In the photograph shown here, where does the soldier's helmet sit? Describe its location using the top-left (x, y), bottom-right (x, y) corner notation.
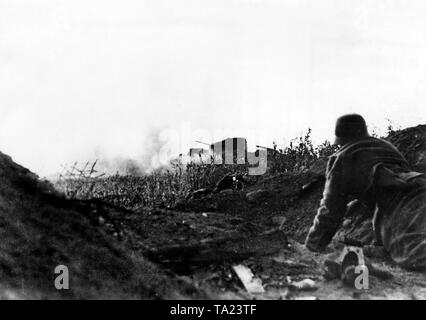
top-left (334, 114), bottom-right (369, 145)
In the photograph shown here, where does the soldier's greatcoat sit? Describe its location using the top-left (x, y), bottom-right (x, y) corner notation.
top-left (305, 136), bottom-right (426, 271)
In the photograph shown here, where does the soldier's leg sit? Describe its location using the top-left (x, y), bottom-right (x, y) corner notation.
top-left (384, 183), bottom-right (426, 271)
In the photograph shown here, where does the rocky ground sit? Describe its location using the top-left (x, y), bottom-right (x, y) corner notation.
top-left (0, 125), bottom-right (425, 299)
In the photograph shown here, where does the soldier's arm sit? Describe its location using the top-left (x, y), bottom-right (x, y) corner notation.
top-left (305, 155), bottom-right (349, 252)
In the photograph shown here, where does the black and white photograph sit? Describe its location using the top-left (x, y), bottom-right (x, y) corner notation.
top-left (0, 0), bottom-right (425, 304)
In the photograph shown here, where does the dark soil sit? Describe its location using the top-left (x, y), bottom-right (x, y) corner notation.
top-left (0, 152), bottom-right (207, 299)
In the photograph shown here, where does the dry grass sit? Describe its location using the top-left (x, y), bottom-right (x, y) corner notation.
top-left (54, 130), bottom-right (345, 210)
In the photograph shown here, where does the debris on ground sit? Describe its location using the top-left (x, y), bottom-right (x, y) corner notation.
top-left (290, 279), bottom-right (318, 291)
top-left (232, 265), bottom-right (265, 294)
top-left (214, 173), bottom-right (247, 193)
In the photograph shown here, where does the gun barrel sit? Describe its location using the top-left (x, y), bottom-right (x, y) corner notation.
top-left (195, 140), bottom-right (211, 147)
top-left (256, 145), bottom-right (273, 150)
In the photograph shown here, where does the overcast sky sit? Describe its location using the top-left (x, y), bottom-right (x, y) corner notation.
top-left (1, 0), bottom-right (426, 176)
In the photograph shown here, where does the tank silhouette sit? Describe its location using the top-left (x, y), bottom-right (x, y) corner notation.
top-left (209, 137), bottom-right (248, 165)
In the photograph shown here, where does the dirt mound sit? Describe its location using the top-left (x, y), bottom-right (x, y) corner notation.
top-left (387, 125), bottom-right (426, 172)
top-left (0, 151), bottom-right (205, 299)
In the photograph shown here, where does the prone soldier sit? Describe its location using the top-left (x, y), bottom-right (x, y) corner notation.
top-left (305, 114), bottom-right (426, 271)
